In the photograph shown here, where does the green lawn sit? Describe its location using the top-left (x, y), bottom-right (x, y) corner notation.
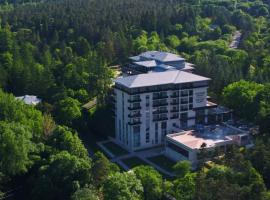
top-left (122, 157), bottom-right (149, 169)
top-left (148, 155), bottom-right (176, 172)
top-left (103, 141), bottom-right (129, 156)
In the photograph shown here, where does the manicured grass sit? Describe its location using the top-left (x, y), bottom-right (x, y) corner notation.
top-left (103, 141), bottom-right (129, 156)
top-left (148, 155), bottom-right (176, 172)
top-left (122, 157), bottom-right (149, 169)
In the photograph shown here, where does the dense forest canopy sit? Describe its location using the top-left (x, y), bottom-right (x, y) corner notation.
top-left (0, 0), bottom-right (270, 199)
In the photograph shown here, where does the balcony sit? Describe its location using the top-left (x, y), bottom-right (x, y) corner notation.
top-left (181, 107), bottom-right (188, 112)
top-left (153, 101), bottom-right (168, 107)
top-left (181, 92), bottom-right (189, 97)
top-left (170, 109), bottom-right (179, 113)
top-left (128, 106), bottom-right (141, 111)
top-left (170, 115), bottom-right (179, 119)
top-left (153, 109), bottom-right (168, 114)
top-left (153, 116), bottom-right (168, 122)
top-left (128, 120), bottom-right (142, 125)
top-left (170, 101), bottom-right (179, 105)
top-left (153, 94), bottom-right (168, 100)
top-left (180, 100), bottom-right (188, 104)
top-left (170, 94), bottom-right (179, 98)
top-left (128, 98), bottom-right (141, 103)
top-left (128, 112), bottom-right (141, 118)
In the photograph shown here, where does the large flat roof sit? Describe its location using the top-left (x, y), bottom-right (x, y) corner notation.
top-left (167, 130), bottom-right (231, 150)
top-left (115, 70), bottom-right (210, 89)
top-left (140, 51), bottom-right (185, 62)
top-left (134, 60), bottom-right (157, 67)
top-left (167, 124), bottom-right (247, 150)
top-left (130, 51), bottom-right (185, 62)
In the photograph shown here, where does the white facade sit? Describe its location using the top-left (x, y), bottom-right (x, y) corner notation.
top-left (114, 80), bottom-right (210, 151)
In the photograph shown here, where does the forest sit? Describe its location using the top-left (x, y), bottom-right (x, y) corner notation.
top-left (0, 0), bottom-right (270, 199)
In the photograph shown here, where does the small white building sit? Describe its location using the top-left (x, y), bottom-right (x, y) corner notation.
top-left (165, 124), bottom-right (251, 167)
top-left (16, 95), bottom-right (41, 106)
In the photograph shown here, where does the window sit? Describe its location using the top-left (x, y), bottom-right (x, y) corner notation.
top-left (133, 132), bottom-right (140, 147)
top-left (119, 120), bottom-right (121, 140)
top-left (146, 95), bottom-right (150, 107)
top-left (161, 121), bottom-right (167, 141)
top-left (126, 124), bottom-right (128, 145)
top-left (133, 125), bottom-right (140, 133)
top-left (155, 123), bottom-right (158, 144)
top-left (146, 131), bottom-right (150, 143)
top-left (133, 125), bottom-right (140, 148)
top-left (189, 90), bottom-right (193, 96)
top-left (167, 142), bottom-right (189, 158)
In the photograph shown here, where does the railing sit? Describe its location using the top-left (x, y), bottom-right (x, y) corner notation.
top-left (153, 101), bottom-right (168, 107)
top-left (128, 112), bottom-right (141, 118)
top-left (153, 116), bottom-right (168, 122)
top-left (128, 106), bottom-right (141, 110)
top-left (181, 108), bottom-right (188, 112)
top-left (128, 98), bottom-right (141, 103)
top-left (170, 94), bottom-right (179, 98)
top-left (153, 94), bottom-right (168, 100)
top-left (181, 100), bottom-right (188, 104)
top-left (128, 120), bottom-right (142, 125)
top-left (153, 109), bottom-right (168, 114)
top-left (181, 92), bottom-right (189, 97)
top-left (170, 101), bottom-right (179, 105)
top-left (170, 115), bottom-right (179, 119)
top-left (170, 109), bottom-right (179, 113)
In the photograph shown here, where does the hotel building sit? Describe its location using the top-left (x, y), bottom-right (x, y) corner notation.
top-left (114, 51), bottom-right (219, 151)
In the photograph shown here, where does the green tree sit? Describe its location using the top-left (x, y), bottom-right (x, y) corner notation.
top-left (31, 151), bottom-right (92, 200)
top-left (222, 80), bottom-right (264, 120)
top-left (173, 160), bottom-right (192, 178)
top-left (103, 172), bottom-right (143, 200)
top-left (91, 152), bottom-right (119, 187)
top-left (48, 126), bottom-right (89, 160)
top-left (170, 173), bottom-right (196, 200)
top-left (54, 97), bottom-right (82, 125)
top-left (0, 122), bottom-right (34, 176)
top-left (71, 187), bottom-right (100, 200)
top-left (133, 166), bottom-right (163, 200)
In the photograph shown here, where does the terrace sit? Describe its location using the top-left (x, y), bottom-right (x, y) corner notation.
top-left (167, 123), bottom-right (252, 151)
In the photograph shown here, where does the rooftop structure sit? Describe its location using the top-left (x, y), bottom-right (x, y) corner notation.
top-left (130, 51), bottom-right (185, 62)
top-left (123, 51), bottom-right (194, 75)
top-left (115, 70), bottom-right (210, 89)
top-left (16, 95), bottom-right (41, 106)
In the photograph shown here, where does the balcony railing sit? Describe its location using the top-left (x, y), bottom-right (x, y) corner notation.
top-left (128, 112), bottom-right (141, 118)
top-left (153, 94), bottom-right (168, 100)
top-left (181, 107), bottom-right (188, 112)
top-left (153, 116), bottom-right (168, 122)
top-left (170, 101), bottom-right (179, 105)
top-left (170, 94), bottom-right (179, 98)
top-left (153, 101), bottom-right (169, 107)
top-left (170, 115), bottom-right (179, 119)
top-left (128, 120), bottom-right (142, 125)
top-left (181, 100), bottom-right (188, 104)
top-left (181, 92), bottom-right (189, 97)
top-left (128, 106), bottom-right (141, 111)
top-left (128, 98), bottom-right (142, 103)
top-left (170, 109), bottom-right (179, 113)
top-left (153, 109), bottom-right (168, 114)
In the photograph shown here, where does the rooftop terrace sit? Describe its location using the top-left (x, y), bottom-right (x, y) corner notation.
top-left (167, 123), bottom-right (250, 150)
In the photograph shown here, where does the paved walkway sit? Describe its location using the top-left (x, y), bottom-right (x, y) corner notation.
top-left (229, 31), bottom-right (242, 49)
top-left (97, 139), bottom-right (175, 177)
